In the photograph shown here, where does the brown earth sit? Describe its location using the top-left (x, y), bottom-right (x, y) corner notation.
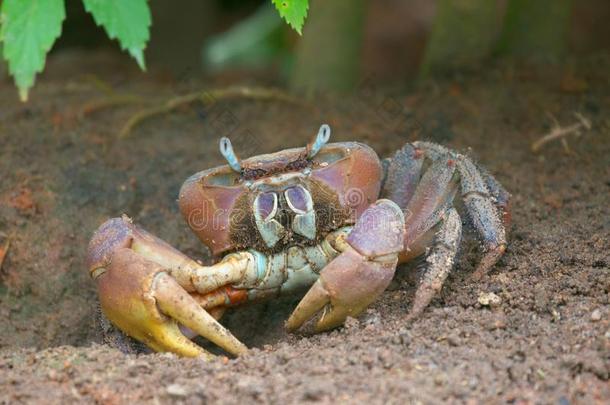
top-left (0, 52), bottom-right (609, 404)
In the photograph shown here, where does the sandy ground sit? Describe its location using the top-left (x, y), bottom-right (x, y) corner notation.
top-left (0, 52), bottom-right (608, 404)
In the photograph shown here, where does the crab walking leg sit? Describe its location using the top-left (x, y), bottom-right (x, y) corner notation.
top-left (406, 208), bottom-right (462, 321)
top-left (477, 164), bottom-right (512, 227)
top-left (412, 140), bottom-right (447, 161)
top-left (413, 142), bottom-right (507, 279)
top-left (381, 143), bottom-right (424, 208)
top-left (402, 156), bottom-right (459, 250)
top-left (87, 216), bottom-right (251, 356)
top-left (455, 157), bottom-right (507, 279)
top-left (286, 199), bottom-right (405, 332)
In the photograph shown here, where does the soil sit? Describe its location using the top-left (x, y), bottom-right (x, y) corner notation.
top-left (0, 52), bottom-right (609, 404)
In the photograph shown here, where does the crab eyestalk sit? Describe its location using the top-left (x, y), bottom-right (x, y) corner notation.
top-left (307, 124), bottom-right (331, 158)
top-left (220, 137), bottom-right (242, 172)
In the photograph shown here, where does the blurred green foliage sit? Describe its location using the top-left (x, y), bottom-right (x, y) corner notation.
top-left (0, 0), bottom-right (582, 99)
top-left (0, 0), bottom-right (309, 101)
top-left (497, 0), bottom-right (572, 58)
top-left (203, 4), bottom-right (290, 73)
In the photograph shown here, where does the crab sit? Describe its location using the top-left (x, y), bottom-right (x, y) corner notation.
top-left (87, 124), bottom-right (510, 358)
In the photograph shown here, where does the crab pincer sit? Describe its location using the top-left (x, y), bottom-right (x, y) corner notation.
top-left (286, 199), bottom-right (405, 332)
top-left (87, 217), bottom-right (248, 358)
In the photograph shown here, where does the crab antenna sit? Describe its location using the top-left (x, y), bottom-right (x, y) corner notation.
top-left (307, 124), bottom-right (331, 158)
top-left (219, 137), bottom-right (242, 172)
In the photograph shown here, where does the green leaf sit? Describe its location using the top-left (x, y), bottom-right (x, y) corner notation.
top-left (0, 0), bottom-right (66, 101)
top-left (83, 0), bottom-right (151, 70)
top-left (272, 0), bottom-right (308, 35)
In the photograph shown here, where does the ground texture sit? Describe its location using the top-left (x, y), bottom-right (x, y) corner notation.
top-left (0, 53), bottom-right (608, 404)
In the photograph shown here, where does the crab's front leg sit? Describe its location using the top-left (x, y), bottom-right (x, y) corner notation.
top-left (87, 216), bottom-right (253, 358)
top-left (286, 199), bottom-right (405, 332)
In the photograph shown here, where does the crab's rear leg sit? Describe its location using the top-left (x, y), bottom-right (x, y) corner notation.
top-left (414, 142), bottom-right (508, 279)
top-left (455, 157), bottom-right (508, 279)
top-left (478, 164), bottom-right (512, 228)
top-left (390, 154), bottom-right (463, 319)
top-left (382, 143), bottom-right (452, 263)
top-left (88, 216), bottom-right (252, 357)
top-left (381, 143), bottom-right (424, 208)
top-left (407, 208), bottom-right (462, 321)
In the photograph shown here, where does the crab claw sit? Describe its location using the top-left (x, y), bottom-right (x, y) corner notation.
top-left (286, 199), bottom-right (405, 332)
top-left (94, 248), bottom-right (248, 358)
top-left (87, 217), bottom-right (248, 358)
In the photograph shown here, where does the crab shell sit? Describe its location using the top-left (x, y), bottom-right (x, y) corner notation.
top-left (178, 142), bottom-right (383, 256)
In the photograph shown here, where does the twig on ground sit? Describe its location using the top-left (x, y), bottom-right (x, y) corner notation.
top-left (531, 112), bottom-right (591, 153)
top-left (81, 74), bottom-right (119, 95)
top-left (80, 94), bottom-right (147, 117)
top-left (118, 86), bottom-right (310, 138)
top-left (79, 74), bottom-right (148, 117)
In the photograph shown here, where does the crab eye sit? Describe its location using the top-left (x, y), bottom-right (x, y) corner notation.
top-left (255, 192), bottom-right (278, 221)
top-left (253, 191), bottom-right (284, 248)
top-left (285, 185), bottom-right (316, 240)
top-left (284, 186), bottom-right (313, 214)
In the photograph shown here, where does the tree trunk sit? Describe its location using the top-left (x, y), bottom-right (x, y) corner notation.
top-left (290, 0), bottom-right (366, 93)
top-left (420, 0), bottom-right (499, 76)
top-left (496, 0), bottom-right (572, 58)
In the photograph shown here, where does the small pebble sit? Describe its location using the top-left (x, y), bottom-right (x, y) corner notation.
top-left (447, 333), bottom-right (461, 346)
top-left (166, 384), bottom-right (189, 397)
top-left (478, 292), bottom-right (502, 307)
top-left (363, 310), bottom-right (381, 327)
top-left (433, 374), bottom-right (445, 385)
top-left (590, 309), bottom-right (602, 322)
top-left (551, 308), bottom-right (562, 322)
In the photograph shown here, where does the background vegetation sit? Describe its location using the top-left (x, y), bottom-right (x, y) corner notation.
top-left (1, 0), bottom-right (608, 100)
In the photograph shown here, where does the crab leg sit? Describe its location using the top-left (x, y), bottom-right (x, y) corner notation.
top-left (402, 155), bottom-right (459, 251)
top-left (455, 157), bottom-right (507, 279)
top-left (114, 219), bottom-right (257, 296)
top-left (286, 199), bottom-right (405, 332)
top-left (406, 208), bottom-right (462, 321)
top-left (413, 141), bottom-right (507, 279)
top-left (381, 143), bottom-right (424, 208)
top-left (88, 216), bottom-right (251, 357)
top-left (477, 164), bottom-right (512, 227)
